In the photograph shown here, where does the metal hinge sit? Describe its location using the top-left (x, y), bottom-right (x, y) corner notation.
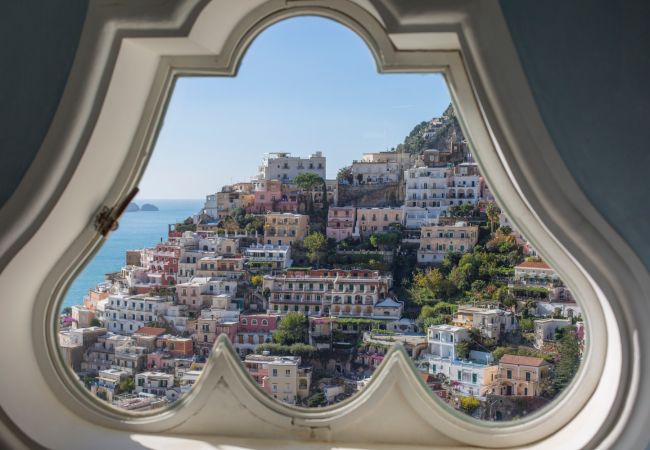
top-left (94, 187), bottom-right (139, 236)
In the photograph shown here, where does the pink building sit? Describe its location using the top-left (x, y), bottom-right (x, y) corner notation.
top-left (247, 180), bottom-right (301, 214)
top-left (326, 206), bottom-right (356, 241)
top-left (146, 352), bottom-right (175, 371)
top-left (140, 242), bottom-right (181, 286)
top-left (235, 314), bottom-right (279, 356)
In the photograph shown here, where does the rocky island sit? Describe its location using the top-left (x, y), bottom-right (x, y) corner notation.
top-left (125, 202), bottom-right (139, 212)
top-left (140, 203), bottom-right (159, 211)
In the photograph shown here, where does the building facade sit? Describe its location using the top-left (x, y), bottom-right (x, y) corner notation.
top-left (264, 269), bottom-right (395, 318)
top-left (417, 221), bottom-right (479, 263)
top-left (263, 213), bottom-right (309, 246)
top-left (496, 354), bottom-right (551, 397)
top-left (326, 206), bottom-right (356, 241)
top-left (243, 354), bottom-right (311, 405)
top-left (354, 207), bottom-right (403, 238)
top-left (243, 244), bottom-right (292, 272)
top-left (254, 152), bottom-right (326, 182)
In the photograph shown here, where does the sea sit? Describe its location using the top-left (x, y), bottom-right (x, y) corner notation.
top-left (61, 198), bottom-right (203, 310)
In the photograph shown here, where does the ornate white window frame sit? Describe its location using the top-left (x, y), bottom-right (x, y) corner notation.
top-left (0, 1), bottom-right (648, 449)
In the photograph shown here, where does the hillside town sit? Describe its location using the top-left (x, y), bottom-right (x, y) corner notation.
top-left (59, 106), bottom-right (584, 419)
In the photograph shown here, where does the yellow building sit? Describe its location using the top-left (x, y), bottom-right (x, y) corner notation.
top-left (263, 213), bottom-right (309, 246)
top-left (418, 221), bottom-right (479, 263)
top-left (497, 354), bottom-right (551, 397)
top-left (355, 207), bottom-right (403, 238)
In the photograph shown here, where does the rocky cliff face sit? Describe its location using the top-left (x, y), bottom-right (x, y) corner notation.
top-left (394, 103), bottom-right (468, 157)
top-left (426, 104), bottom-right (466, 152)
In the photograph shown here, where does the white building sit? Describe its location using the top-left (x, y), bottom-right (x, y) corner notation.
top-left (178, 248), bottom-right (216, 283)
top-left (176, 276), bottom-right (237, 311)
top-left (135, 371), bottom-right (175, 396)
top-left (534, 318), bottom-right (572, 349)
top-left (254, 151), bottom-right (325, 182)
top-left (404, 163), bottom-right (480, 219)
top-left (103, 294), bottom-right (173, 334)
top-left (403, 207), bottom-right (441, 229)
top-left (450, 162), bottom-right (481, 203)
top-left (200, 294), bottom-right (241, 323)
top-left (404, 166), bottom-right (450, 212)
top-left (202, 193), bottom-right (218, 218)
top-left (425, 354), bottom-right (498, 399)
top-left (372, 297), bottom-right (404, 319)
top-left (427, 324), bottom-right (470, 360)
top-left (244, 244), bottom-right (292, 271)
top-left (179, 369), bottom-right (203, 394)
top-left (92, 368), bottom-right (129, 402)
top-left (453, 306), bottom-right (518, 341)
top-left (349, 159), bottom-right (401, 185)
top-left (513, 260), bottom-right (562, 286)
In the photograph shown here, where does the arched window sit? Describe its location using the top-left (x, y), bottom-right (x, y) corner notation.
top-left (17, 6), bottom-right (628, 445)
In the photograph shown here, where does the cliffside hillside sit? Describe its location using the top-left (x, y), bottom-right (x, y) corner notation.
top-left (394, 103), bottom-right (466, 155)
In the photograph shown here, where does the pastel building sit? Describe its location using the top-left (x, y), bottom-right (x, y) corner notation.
top-left (234, 314), bottom-right (279, 356)
top-left (176, 277), bottom-right (237, 312)
top-left (254, 152), bottom-right (326, 183)
top-left (264, 269), bottom-right (394, 318)
top-left (263, 213), bottom-right (309, 246)
top-left (417, 221), bottom-right (479, 263)
top-left (248, 179), bottom-right (284, 213)
top-left (196, 256), bottom-right (246, 279)
top-left (354, 207), bottom-right (403, 238)
top-left (428, 356), bottom-right (498, 399)
top-left (192, 317), bottom-right (238, 356)
top-left (497, 355), bottom-right (551, 397)
top-left (243, 354), bottom-right (312, 405)
top-left (513, 260), bottom-right (562, 287)
top-left (326, 206), bottom-right (356, 241)
top-left (453, 305), bottom-right (518, 341)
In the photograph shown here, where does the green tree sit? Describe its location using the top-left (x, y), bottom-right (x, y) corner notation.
top-left (90, 318), bottom-right (102, 327)
top-left (486, 202), bottom-right (501, 234)
top-left (554, 327), bottom-right (581, 390)
top-left (273, 312), bottom-right (308, 345)
top-left (307, 391), bottom-right (327, 407)
top-left (408, 268), bottom-right (453, 305)
top-left (118, 377), bottom-right (135, 394)
top-left (250, 274), bottom-right (263, 287)
top-left (304, 231), bottom-right (327, 265)
top-left (337, 166), bottom-right (352, 183)
top-left (519, 318), bottom-right (534, 332)
top-left (294, 173), bottom-right (324, 191)
top-left (458, 395), bottom-right (481, 414)
top-left (449, 203), bottom-right (475, 219)
top-left (456, 341), bottom-right (471, 360)
top-left (376, 230), bottom-right (401, 250)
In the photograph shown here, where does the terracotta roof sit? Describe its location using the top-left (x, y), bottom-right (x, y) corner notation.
top-left (134, 326), bottom-right (167, 336)
top-left (516, 261), bottom-right (551, 269)
top-left (499, 354), bottom-right (548, 367)
top-left (419, 371), bottom-right (434, 384)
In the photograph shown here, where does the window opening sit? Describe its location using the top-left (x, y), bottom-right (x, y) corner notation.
top-left (54, 16), bottom-right (584, 421)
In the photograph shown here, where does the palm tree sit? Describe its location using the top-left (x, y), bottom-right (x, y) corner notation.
top-left (486, 202), bottom-right (501, 234)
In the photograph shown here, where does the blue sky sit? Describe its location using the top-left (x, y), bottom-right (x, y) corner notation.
top-left (139, 16), bottom-right (451, 199)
